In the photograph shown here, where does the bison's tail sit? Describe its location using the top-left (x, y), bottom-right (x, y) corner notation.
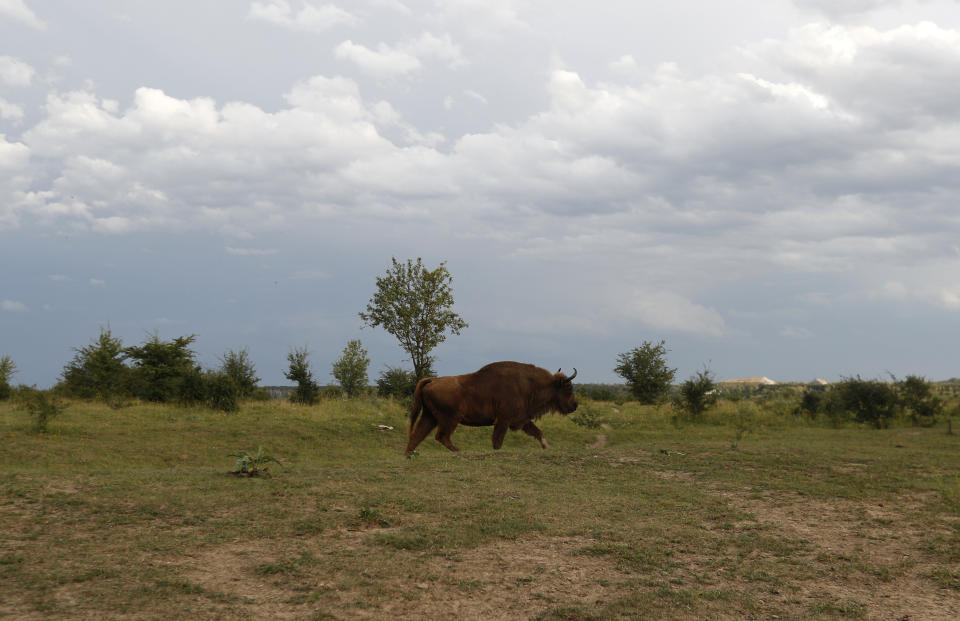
top-left (408, 378), bottom-right (432, 437)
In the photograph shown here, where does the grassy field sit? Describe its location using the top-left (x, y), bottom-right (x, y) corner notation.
top-left (2, 397), bottom-right (960, 620)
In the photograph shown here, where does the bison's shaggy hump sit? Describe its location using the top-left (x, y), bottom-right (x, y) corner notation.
top-left (405, 361), bottom-right (578, 456)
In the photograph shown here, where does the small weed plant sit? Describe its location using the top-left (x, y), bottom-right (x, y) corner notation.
top-left (230, 446), bottom-right (281, 477)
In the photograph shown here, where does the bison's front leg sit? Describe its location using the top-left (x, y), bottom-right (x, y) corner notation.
top-left (491, 420), bottom-right (510, 450)
top-left (521, 421), bottom-right (548, 449)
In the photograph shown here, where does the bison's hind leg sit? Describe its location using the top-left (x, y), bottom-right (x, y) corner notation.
top-left (434, 419), bottom-right (460, 452)
top-left (405, 412), bottom-right (438, 456)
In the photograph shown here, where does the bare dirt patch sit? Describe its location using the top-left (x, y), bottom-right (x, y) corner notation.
top-left (719, 489), bottom-right (960, 620)
top-left (183, 535), bottom-right (621, 620)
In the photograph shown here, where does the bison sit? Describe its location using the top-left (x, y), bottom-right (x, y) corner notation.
top-left (404, 361), bottom-right (578, 456)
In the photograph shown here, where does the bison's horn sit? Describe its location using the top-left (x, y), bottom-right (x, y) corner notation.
top-left (567, 368), bottom-right (578, 381)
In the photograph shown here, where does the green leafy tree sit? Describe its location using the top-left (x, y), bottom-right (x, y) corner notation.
top-left (125, 333), bottom-right (201, 402)
top-left (359, 257), bottom-right (468, 380)
top-left (376, 366), bottom-right (420, 399)
top-left (285, 346), bottom-right (320, 405)
top-left (60, 327), bottom-right (129, 399)
top-left (834, 376), bottom-right (898, 429)
top-left (614, 340), bottom-right (677, 404)
top-left (218, 348), bottom-right (260, 399)
top-left (673, 366), bottom-right (718, 420)
top-left (0, 355), bottom-right (17, 401)
top-left (331, 339), bottom-right (370, 398)
top-left (897, 375), bottom-right (942, 427)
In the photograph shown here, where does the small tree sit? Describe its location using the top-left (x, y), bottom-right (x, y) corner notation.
top-left (16, 387), bottom-right (68, 433)
top-left (359, 257), bottom-right (468, 380)
top-left (285, 346), bottom-right (320, 405)
top-left (60, 327), bottom-right (129, 400)
top-left (614, 340), bottom-right (677, 404)
top-left (673, 366), bottom-right (717, 420)
top-left (125, 333), bottom-right (200, 403)
top-left (834, 376), bottom-right (898, 429)
top-left (219, 348), bottom-right (260, 399)
top-left (331, 339), bottom-right (370, 398)
top-left (897, 375), bottom-right (942, 427)
top-left (0, 355), bottom-right (17, 401)
top-left (376, 366), bottom-right (420, 399)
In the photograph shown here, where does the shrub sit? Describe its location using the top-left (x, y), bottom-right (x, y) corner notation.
top-left (16, 387), bottom-right (68, 433)
top-left (570, 405), bottom-right (603, 429)
top-left (59, 328), bottom-right (129, 400)
top-left (218, 348), bottom-right (260, 399)
top-left (576, 384), bottom-right (627, 402)
top-left (614, 340), bottom-right (677, 404)
top-left (897, 375), bottom-right (942, 427)
top-left (205, 371), bottom-right (240, 412)
top-left (331, 339), bottom-right (370, 398)
top-left (673, 366), bottom-right (717, 420)
top-left (798, 389), bottom-right (824, 419)
top-left (0, 355), bottom-right (16, 401)
top-left (125, 333), bottom-right (201, 403)
top-left (285, 346), bottom-right (320, 405)
top-left (177, 366), bottom-right (208, 407)
top-left (833, 376), bottom-right (897, 429)
top-left (376, 366), bottom-right (420, 399)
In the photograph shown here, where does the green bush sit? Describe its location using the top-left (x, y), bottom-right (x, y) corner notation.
top-left (218, 348), bottom-right (260, 399)
top-left (285, 346), bottom-right (320, 405)
top-left (0, 355), bottom-right (16, 401)
top-left (576, 384), bottom-right (627, 402)
top-left (833, 376), bottom-right (898, 429)
top-left (125, 333), bottom-right (201, 403)
top-left (376, 366), bottom-right (420, 399)
top-left (16, 387), bottom-right (68, 433)
top-left (897, 375), bottom-right (942, 427)
top-left (672, 366), bottom-right (717, 421)
top-left (59, 328), bottom-right (129, 400)
top-left (205, 371), bottom-right (240, 412)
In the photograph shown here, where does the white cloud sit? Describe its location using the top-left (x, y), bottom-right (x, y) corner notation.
top-left (334, 32), bottom-right (465, 78)
top-left (89, 278), bottom-right (105, 286)
top-left (781, 326), bottom-right (814, 339)
top-left (1, 300), bottom-right (28, 312)
top-left (225, 246), bottom-right (278, 256)
top-left (48, 274), bottom-right (69, 281)
top-left (335, 39), bottom-right (422, 77)
top-left (0, 97), bottom-right (24, 122)
top-left (792, 0), bottom-right (907, 19)
top-left (0, 56), bottom-right (35, 86)
top-left (624, 291), bottom-right (727, 337)
top-left (247, 1), bottom-right (357, 32)
top-left (0, 0), bottom-right (45, 29)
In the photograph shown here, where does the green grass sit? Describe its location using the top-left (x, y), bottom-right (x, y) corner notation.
top-left (2, 397), bottom-right (960, 619)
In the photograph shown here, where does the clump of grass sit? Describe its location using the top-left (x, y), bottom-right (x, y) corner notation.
top-left (570, 404), bottom-right (602, 429)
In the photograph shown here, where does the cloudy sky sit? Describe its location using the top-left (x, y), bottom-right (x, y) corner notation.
top-left (2, 0), bottom-right (960, 388)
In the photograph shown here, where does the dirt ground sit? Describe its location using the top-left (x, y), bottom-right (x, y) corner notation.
top-left (178, 487), bottom-right (960, 620)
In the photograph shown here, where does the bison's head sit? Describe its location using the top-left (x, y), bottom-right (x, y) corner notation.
top-left (553, 368), bottom-right (578, 414)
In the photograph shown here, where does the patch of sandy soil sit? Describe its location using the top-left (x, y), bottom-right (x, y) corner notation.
top-left (183, 535), bottom-right (618, 620)
top-left (717, 489), bottom-right (960, 620)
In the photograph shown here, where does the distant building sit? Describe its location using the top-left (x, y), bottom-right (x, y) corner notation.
top-left (720, 377), bottom-right (778, 387)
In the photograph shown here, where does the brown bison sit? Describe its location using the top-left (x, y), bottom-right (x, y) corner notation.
top-left (405, 361), bottom-right (578, 456)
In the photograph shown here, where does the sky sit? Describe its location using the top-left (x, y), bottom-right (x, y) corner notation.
top-left (2, 0), bottom-right (960, 388)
